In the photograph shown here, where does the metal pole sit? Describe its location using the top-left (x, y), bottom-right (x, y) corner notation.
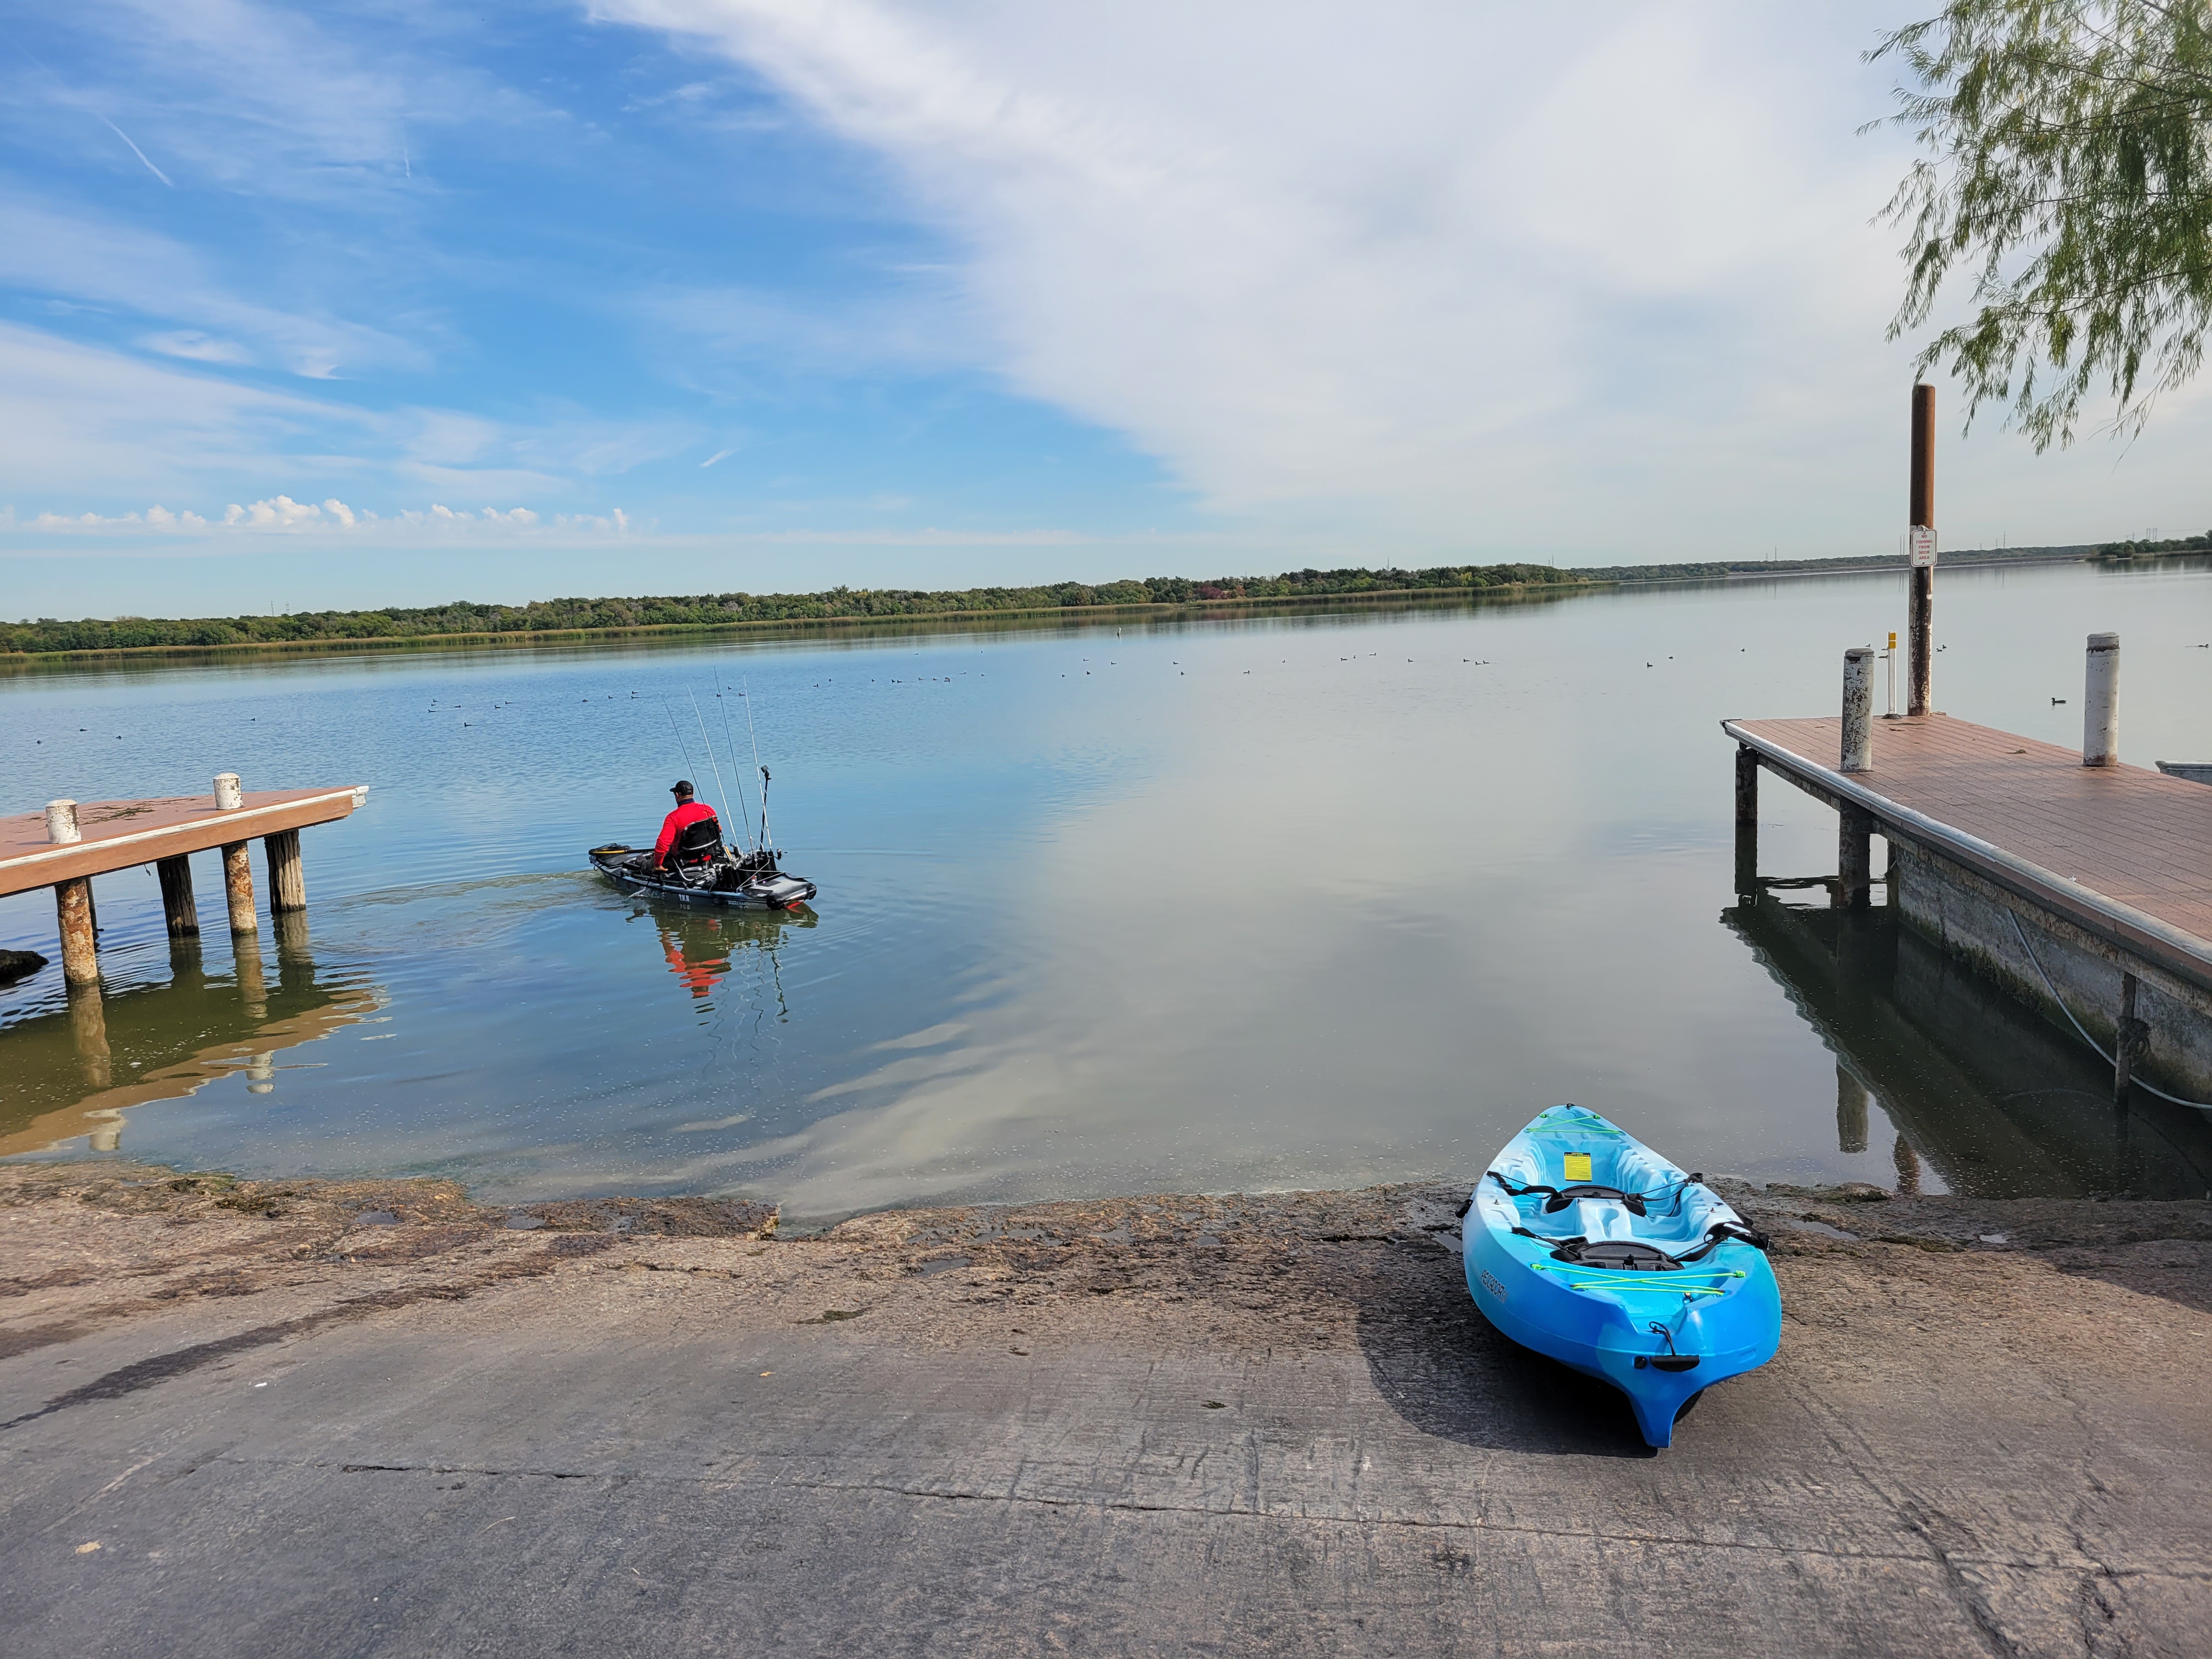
top-left (1884, 630), bottom-right (1898, 718)
top-left (1909, 385), bottom-right (1935, 715)
top-left (1841, 647), bottom-right (1874, 772)
top-left (2083, 633), bottom-right (2119, 766)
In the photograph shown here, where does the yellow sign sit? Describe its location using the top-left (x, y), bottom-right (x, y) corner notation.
top-left (1564, 1153), bottom-right (1593, 1182)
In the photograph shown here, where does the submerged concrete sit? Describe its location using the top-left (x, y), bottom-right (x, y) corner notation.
top-left (2, 1164), bottom-right (2209, 1656)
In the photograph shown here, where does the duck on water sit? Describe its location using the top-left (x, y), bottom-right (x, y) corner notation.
top-left (591, 776), bottom-right (817, 911)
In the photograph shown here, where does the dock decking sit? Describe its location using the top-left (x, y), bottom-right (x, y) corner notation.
top-left (0, 788), bottom-right (366, 899)
top-left (1723, 714), bottom-right (2212, 992)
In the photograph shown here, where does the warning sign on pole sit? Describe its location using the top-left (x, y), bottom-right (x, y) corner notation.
top-left (1909, 526), bottom-right (1937, 568)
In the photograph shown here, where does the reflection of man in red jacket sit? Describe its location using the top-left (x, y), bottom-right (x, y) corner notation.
top-left (653, 781), bottom-right (721, 870)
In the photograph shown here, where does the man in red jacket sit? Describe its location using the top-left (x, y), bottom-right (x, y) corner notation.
top-left (653, 781), bottom-right (721, 870)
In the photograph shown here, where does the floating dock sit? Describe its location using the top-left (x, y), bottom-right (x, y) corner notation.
top-left (1726, 711), bottom-right (2211, 1107)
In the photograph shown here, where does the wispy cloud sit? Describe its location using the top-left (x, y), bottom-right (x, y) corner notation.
top-left (95, 113), bottom-right (172, 186)
top-left (591, 1), bottom-right (1958, 553)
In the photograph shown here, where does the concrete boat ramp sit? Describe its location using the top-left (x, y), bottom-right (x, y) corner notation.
top-left (3, 1164), bottom-right (2208, 1656)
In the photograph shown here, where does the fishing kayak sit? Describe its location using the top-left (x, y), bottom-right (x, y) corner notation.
top-left (589, 844), bottom-right (817, 911)
top-left (1462, 1104), bottom-right (1780, 1449)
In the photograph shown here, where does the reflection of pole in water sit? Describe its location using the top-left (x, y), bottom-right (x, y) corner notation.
top-left (1836, 1064), bottom-right (1869, 1154)
top-left (66, 981), bottom-right (112, 1091)
top-left (1893, 1133), bottom-right (1922, 1195)
top-left (247, 1052), bottom-right (277, 1094)
top-left (235, 934), bottom-right (269, 1020)
top-left (87, 1110), bottom-right (123, 1153)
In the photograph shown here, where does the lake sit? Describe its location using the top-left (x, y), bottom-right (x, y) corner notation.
top-left (5, 559), bottom-right (2210, 1222)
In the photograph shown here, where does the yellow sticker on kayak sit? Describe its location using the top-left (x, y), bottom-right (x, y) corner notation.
top-left (1563, 1153), bottom-right (1593, 1182)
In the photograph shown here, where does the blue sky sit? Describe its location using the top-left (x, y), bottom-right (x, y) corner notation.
top-left (4, 1), bottom-right (2208, 617)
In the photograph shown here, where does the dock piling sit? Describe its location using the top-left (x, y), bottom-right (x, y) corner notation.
top-left (1908, 385), bottom-right (1935, 716)
top-left (44, 798), bottom-right (102, 988)
top-left (1841, 647), bottom-right (1874, 772)
top-left (2084, 633), bottom-right (2119, 767)
top-left (1734, 745), bottom-right (1759, 895)
top-left (215, 772), bottom-right (260, 934)
top-left (156, 855), bottom-right (200, 942)
top-left (1837, 806), bottom-right (1874, 910)
top-left (265, 828), bottom-right (307, 914)
top-left (223, 844), bottom-right (258, 934)
top-left (54, 877), bottom-right (99, 987)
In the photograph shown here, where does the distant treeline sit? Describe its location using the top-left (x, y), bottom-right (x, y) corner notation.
top-left (1575, 544), bottom-right (2107, 583)
top-left (6, 538), bottom-right (2194, 658)
top-left (0, 563), bottom-right (1580, 656)
top-left (2097, 532), bottom-right (2211, 558)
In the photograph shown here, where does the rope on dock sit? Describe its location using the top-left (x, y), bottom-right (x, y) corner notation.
top-left (2006, 909), bottom-right (2212, 1111)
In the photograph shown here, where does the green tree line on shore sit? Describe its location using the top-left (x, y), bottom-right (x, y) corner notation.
top-left (0, 564), bottom-right (1577, 655)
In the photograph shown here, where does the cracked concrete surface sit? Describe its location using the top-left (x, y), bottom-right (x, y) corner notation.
top-left (2, 1165), bottom-right (2209, 1656)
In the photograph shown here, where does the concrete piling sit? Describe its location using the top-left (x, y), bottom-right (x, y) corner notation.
top-left (2084, 633), bottom-right (2119, 767)
top-left (216, 772), bottom-right (259, 934)
top-left (1841, 647), bottom-right (1874, 772)
top-left (222, 844), bottom-right (258, 934)
top-left (55, 879), bottom-right (99, 988)
top-left (156, 855), bottom-right (200, 941)
top-left (45, 798), bottom-right (100, 988)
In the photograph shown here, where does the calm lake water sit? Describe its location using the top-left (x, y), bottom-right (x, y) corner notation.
top-left (5, 560), bottom-right (2210, 1222)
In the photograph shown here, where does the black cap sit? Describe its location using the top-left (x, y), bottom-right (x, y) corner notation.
top-left (671, 780), bottom-right (694, 796)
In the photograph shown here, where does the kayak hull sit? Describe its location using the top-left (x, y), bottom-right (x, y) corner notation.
top-left (1463, 1104), bottom-right (1781, 1449)
top-left (589, 845), bottom-right (817, 911)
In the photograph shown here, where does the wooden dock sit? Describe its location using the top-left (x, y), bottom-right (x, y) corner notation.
top-left (1724, 714), bottom-right (2211, 985)
top-left (1, 781), bottom-right (367, 989)
top-left (1725, 711), bottom-right (2212, 1104)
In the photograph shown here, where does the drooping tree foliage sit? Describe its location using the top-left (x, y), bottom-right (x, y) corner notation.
top-left (1872, 1), bottom-right (2212, 448)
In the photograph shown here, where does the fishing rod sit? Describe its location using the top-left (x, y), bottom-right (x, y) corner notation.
top-left (715, 686), bottom-right (759, 853)
top-left (661, 698), bottom-right (701, 808)
top-left (742, 678), bottom-right (770, 849)
top-left (687, 692), bottom-right (742, 854)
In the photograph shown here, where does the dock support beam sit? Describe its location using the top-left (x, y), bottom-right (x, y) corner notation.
top-left (1734, 746), bottom-right (1758, 896)
top-left (2084, 633), bottom-right (2119, 766)
top-left (1837, 805), bottom-right (1874, 911)
top-left (265, 828), bottom-right (306, 914)
top-left (157, 855), bottom-right (200, 941)
top-left (222, 843), bottom-right (258, 934)
top-left (1908, 384), bottom-right (1935, 716)
top-left (55, 877), bottom-right (99, 987)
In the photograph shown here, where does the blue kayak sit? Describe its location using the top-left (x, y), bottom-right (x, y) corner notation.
top-left (1462, 1104), bottom-right (1780, 1449)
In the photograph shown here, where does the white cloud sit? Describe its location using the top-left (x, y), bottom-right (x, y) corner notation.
top-left (138, 329), bottom-right (253, 365)
top-left (599, 0), bottom-right (2212, 558)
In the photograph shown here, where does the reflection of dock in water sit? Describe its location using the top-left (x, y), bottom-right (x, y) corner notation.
top-left (0, 917), bottom-right (380, 1158)
top-left (1725, 891), bottom-right (2212, 1200)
